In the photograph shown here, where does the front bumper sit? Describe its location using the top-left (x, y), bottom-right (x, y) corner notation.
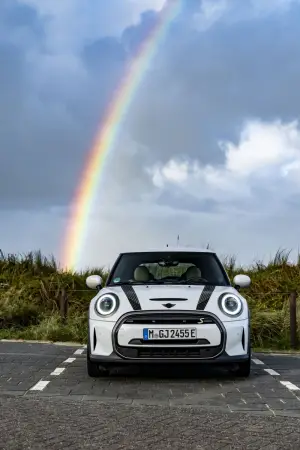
top-left (89, 351), bottom-right (250, 365)
top-left (89, 310), bottom-right (250, 364)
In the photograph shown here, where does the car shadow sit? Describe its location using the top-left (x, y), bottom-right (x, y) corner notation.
top-left (104, 363), bottom-right (263, 382)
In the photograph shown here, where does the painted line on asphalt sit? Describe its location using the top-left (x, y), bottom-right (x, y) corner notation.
top-left (63, 357), bottom-right (76, 363)
top-left (264, 368), bottom-right (280, 376)
top-left (280, 381), bottom-right (300, 392)
top-left (252, 358), bottom-right (264, 365)
top-left (251, 356), bottom-right (300, 400)
top-left (29, 352), bottom-right (78, 391)
top-left (265, 404), bottom-right (276, 416)
top-left (74, 349), bottom-right (84, 355)
top-left (50, 367), bottom-right (65, 376)
top-left (30, 380), bottom-right (50, 391)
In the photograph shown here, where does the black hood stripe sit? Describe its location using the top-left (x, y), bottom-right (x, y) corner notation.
top-left (196, 285), bottom-right (215, 310)
top-left (121, 285), bottom-right (141, 310)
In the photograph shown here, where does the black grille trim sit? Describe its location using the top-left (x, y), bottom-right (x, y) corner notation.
top-left (128, 338), bottom-right (210, 346)
top-left (116, 345), bottom-right (222, 359)
top-left (196, 285), bottom-right (215, 310)
top-left (121, 285), bottom-right (141, 310)
top-left (124, 314), bottom-right (214, 325)
top-left (150, 298), bottom-right (187, 302)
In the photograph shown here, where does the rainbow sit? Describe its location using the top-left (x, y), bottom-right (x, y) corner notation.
top-left (60, 0), bottom-right (181, 271)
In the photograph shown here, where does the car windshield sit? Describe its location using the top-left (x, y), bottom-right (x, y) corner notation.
top-left (107, 251), bottom-right (230, 286)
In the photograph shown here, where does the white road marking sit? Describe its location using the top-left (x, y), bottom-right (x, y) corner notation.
top-left (252, 357), bottom-right (300, 400)
top-left (29, 350), bottom-right (81, 391)
top-left (280, 381), bottom-right (300, 391)
top-left (63, 358), bottom-right (76, 363)
top-left (50, 367), bottom-right (65, 376)
top-left (74, 349), bottom-right (84, 355)
top-left (256, 392), bottom-right (262, 398)
top-left (252, 358), bottom-right (264, 365)
top-left (241, 398), bottom-right (247, 404)
top-left (265, 404), bottom-right (276, 416)
top-left (30, 380), bottom-right (50, 391)
top-left (264, 368), bottom-right (280, 376)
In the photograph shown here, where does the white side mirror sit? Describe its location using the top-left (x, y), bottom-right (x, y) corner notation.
top-left (86, 275), bottom-right (103, 290)
top-left (233, 274), bottom-right (251, 289)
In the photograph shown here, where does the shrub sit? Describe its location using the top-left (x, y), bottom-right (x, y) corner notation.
top-left (0, 248), bottom-right (299, 349)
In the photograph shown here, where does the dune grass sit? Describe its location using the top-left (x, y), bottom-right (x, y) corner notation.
top-left (0, 248), bottom-right (299, 349)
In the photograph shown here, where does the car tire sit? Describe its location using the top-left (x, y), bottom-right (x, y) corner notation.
top-left (87, 356), bottom-right (109, 377)
top-left (235, 355), bottom-right (251, 377)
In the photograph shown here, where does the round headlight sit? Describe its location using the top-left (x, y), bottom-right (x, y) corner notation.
top-left (219, 293), bottom-right (243, 317)
top-left (95, 293), bottom-right (119, 317)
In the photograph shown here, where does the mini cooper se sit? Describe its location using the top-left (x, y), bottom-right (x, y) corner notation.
top-left (86, 248), bottom-right (251, 378)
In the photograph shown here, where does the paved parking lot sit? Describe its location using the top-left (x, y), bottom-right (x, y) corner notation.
top-left (1, 341), bottom-right (300, 449)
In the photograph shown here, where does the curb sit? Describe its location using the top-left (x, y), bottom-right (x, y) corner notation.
top-left (253, 348), bottom-right (300, 355)
top-left (259, 351), bottom-right (300, 356)
top-left (0, 339), bottom-right (86, 347)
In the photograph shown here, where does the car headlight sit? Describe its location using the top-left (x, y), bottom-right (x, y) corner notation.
top-left (95, 293), bottom-right (119, 317)
top-left (218, 293), bottom-right (243, 317)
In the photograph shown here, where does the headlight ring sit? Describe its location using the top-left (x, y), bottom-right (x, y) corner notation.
top-left (95, 293), bottom-right (119, 317)
top-left (218, 293), bottom-right (243, 317)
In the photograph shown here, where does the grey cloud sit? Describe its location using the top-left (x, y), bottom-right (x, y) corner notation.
top-left (1, 0), bottom-right (300, 268)
top-left (0, 4), bottom-right (131, 210)
top-left (155, 190), bottom-right (220, 213)
top-left (126, 6), bottom-right (300, 171)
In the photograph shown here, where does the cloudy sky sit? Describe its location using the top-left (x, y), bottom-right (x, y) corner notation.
top-left (1, 0), bottom-right (300, 271)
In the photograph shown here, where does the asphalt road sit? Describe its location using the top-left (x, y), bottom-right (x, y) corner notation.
top-left (1, 341), bottom-right (300, 449)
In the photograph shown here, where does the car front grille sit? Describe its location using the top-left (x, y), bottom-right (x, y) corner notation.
top-left (114, 311), bottom-right (225, 360)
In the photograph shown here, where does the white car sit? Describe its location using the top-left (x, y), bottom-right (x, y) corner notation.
top-left (86, 248), bottom-right (251, 378)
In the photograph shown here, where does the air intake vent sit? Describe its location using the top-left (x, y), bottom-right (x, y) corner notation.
top-left (241, 328), bottom-right (245, 350)
top-left (93, 328), bottom-right (97, 351)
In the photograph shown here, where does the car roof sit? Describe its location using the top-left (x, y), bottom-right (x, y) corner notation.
top-left (119, 247), bottom-right (215, 254)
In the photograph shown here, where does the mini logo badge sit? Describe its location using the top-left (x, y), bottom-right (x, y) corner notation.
top-left (162, 303), bottom-right (175, 308)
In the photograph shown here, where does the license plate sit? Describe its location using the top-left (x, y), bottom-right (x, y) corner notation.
top-left (143, 328), bottom-right (197, 340)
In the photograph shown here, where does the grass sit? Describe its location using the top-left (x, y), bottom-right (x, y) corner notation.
top-left (1, 248), bottom-right (300, 349)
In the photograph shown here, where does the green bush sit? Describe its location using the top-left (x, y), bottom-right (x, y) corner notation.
top-left (0, 248), bottom-right (299, 349)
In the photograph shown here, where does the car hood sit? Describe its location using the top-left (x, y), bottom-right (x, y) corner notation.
top-left (89, 284), bottom-right (249, 322)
